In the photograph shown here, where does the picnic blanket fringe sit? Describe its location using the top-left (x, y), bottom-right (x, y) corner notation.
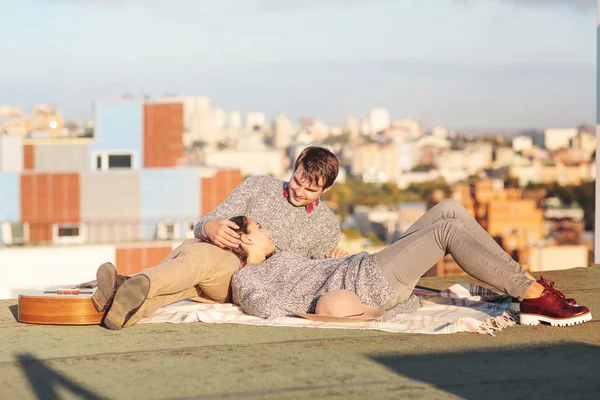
top-left (476, 310), bottom-right (519, 336)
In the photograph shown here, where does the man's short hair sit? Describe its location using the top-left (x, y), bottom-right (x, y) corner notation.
top-left (293, 146), bottom-right (339, 189)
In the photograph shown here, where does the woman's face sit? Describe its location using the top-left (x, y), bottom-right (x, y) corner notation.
top-left (244, 218), bottom-right (276, 256)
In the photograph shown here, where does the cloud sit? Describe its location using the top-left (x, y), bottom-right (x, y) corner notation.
top-left (43, 0), bottom-right (162, 7)
top-left (45, 0), bottom-right (352, 7)
top-left (46, 0), bottom-right (596, 10)
top-left (46, 0), bottom-right (127, 4)
top-left (257, 0), bottom-right (315, 10)
top-left (44, 0), bottom-right (367, 11)
top-left (508, 0), bottom-right (594, 7)
top-left (258, 0), bottom-right (596, 11)
top-left (255, 0), bottom-right (385, 11)
top-left (492, 0), bottom-right (595, 10)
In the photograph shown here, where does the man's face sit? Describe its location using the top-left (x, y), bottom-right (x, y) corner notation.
top-left (287, 166), bottom-right (330, 207)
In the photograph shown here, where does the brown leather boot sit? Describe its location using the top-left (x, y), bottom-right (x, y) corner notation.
top-left (90, 262), bottom-right (129, 312)
top-left (103, 275), bottom-right (150, 330)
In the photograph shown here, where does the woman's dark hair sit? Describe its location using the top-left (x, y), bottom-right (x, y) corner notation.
top-left (227, 216), bottom-right (250, 264)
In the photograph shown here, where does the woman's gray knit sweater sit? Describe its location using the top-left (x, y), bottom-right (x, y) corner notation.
top-left (232, 252), bottom-right (423, 320)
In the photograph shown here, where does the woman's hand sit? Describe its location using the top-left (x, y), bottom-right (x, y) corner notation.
top-left (326, 248), bottom-right (350, 259)
top-left (204, 220), bottom-right (241, 248)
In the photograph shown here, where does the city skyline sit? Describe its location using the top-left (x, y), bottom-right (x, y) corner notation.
top-left (0, 0), bottom-right (595, 132)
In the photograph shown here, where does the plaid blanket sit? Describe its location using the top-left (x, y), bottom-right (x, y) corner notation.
top-left (140, 283), bottom-right (519, 336)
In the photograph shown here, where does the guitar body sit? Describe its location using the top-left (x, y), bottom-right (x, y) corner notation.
top-left (18, 285), bottom-right (104, 325)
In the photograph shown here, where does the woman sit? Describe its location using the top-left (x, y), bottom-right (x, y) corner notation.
top-left (228, 200), bottom-right (591, 327)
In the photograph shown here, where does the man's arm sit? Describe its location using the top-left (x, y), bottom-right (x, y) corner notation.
top-left (308, 217), bottom-right (341, 259)
top-left (194, 176), bottom-right (261, 240)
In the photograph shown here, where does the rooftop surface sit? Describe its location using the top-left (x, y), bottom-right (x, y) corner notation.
top-left (1, 267), bottom-right (599, 400)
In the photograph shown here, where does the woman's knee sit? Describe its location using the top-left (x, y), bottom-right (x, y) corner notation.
top-left (440, 219), bottom-right (463, 245)
top-left (436, 199), bottom-right (464, 215)
top-left (430, 219), bottom-right (462, 248)
top-left (442, 218), bottom-right (462, 231)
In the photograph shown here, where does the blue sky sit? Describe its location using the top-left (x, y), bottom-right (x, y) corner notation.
top-left (0, 0), bottom-right (596, 132)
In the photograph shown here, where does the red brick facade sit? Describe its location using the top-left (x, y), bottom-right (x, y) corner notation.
top-left (201, 170), bottom-right (243, 216)
top-left (20, 173), bottom-right (80, 243)
top-left (143, 103), bottom-right (184, 168)
top-left (23, 144), bottom-right (34, 170)
top-left (115, 245), bottom-right (173, 275)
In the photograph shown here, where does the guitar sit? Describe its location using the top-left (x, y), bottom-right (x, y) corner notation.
top-left (18, 282), bottom-right (104, 325)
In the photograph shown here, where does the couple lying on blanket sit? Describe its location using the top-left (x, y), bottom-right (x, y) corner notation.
top-left (91, 201), bottom-right (591, 330)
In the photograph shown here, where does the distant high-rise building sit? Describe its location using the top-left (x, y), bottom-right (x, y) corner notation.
top-left (571, 130), bottom-right (596, 154)
top-left (246, 112), bottom-right (266, 131)
top-left (521, 130), bottom-right (545, 148)
top-left (351, 142), bottom-right (399, 183)
top-left (360, 118), bottom-right (371, 137)
top-left (30, 104), bottom-right (64, 136)
top-left (163, 96), bottom-right (218, 146)
top-left (309, 120), bottom-right (330, 142)
top-left (226, 111), bottom-right (242, 129)
top-left (494, 147), bottom-right (516, 167)
top-left (273, 115), bottom-right (294, 149)
top-left (298, 116), bottom-right (314, 130)
top-left (431, 126), bottom-right (448, 139)
top-left (392, 118), bottom-right (422, 139)
top-left (204, 148), bottom-right (287, 178)
top-left (330, 127), bottom-right (343, 137)
top-left (0, 107), bottom-right (21, 118)
top-left (368, 107), bottom-right (391, 136)
top-left (544, 128), bottom-right (578, 151)
top-left (213, 108), bottom-right (225, 130)
top-left (512, 135), bottom-right (533, 152)
top-left (344, 116), bottom-right (360, 140)
top-left (0, 107), bottom-right (26, 135)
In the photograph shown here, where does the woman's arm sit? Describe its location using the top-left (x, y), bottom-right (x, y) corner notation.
top-left (236, 288), bottom-right (287, 319)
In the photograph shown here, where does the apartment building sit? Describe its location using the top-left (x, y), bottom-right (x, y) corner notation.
top-left (0, 100), bottom-right (242, 248)
top-left (510, 160), bottom-right (593, 186)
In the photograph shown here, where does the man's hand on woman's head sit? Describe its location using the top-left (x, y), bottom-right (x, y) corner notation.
top-left (205, 220), bottom-right (241, 248)
top-left (325, 248), bottom-right (349, 259)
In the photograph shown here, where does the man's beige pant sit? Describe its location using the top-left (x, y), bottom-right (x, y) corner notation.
top-left (124, 239), bottom-right (241, 327)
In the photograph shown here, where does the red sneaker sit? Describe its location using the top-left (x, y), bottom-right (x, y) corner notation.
top-left (520, 284), bottom-right (591, 327)
top-left (538, 276), bottom-right (576, 306)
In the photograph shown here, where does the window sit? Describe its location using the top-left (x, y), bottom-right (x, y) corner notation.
top-left (108, 154), bottom-right (132, 169)
top-left (53, 223), bottom-right (85, 244)
top-left (1, 223), bottom-right (29, 245)
top-left (59, 225), bottom-right (80, 237)
top-left (156, 222), bottom-right (179, 240)
top-left (92, 151), bottom-right (136, 171)
top-left (185, 221), bottom-right (196, 239)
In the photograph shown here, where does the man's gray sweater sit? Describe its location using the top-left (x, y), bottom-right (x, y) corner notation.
top-left (194, 175), bottom-right (340, 259)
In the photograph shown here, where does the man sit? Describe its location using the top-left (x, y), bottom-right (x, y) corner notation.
top-left (92, 146), bottom-right (347, 330)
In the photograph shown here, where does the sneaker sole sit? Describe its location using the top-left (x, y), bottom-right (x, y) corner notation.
top-left (91, 262), bottom-right (117, 312)
top-left (520, 311), bottom-right (592, 327)
top-left (104, 275), bottom-right (150, 331)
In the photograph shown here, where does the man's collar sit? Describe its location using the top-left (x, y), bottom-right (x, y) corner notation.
top-left (283, 184), bottom-right (320, 214)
